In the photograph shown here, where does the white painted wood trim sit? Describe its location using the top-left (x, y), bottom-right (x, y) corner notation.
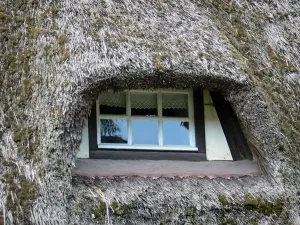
top-left (99, 115), bottom-right (190, 121)
top-left (127, 91), bottom-right (132, 145)
top-left (98, 144), bottom-right (198, 151)
top-left (129, 89), bottom-right (190, 94)
top-left (127, 90), bottom-right (131, 116)
top-left (188, 89), bottom-right (196, 147)
top-left (204, 90), bottom-right (233, 161)
top-left (96, 99), bottom-right (101, 145)
top-left (128, 119), bottom-right (132, 145)
top-left (158, 91), bottom-right (163, 145)
top-left (77, 118), bottom-right (89, 158)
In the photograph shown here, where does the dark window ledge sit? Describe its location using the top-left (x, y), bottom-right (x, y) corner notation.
top-left (90, 150), bottom-right (206, 161)
top-left (72, 159), bottom-right (261, 178)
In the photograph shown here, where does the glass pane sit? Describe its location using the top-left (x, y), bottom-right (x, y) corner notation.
top-left (163, 121), bottom-right (189, 145)
top-left (162, 93), bottom-right (188, 117)
top-left (100, 91), bottom-right (126, 115)
top-left (100, 119), bottom-right (128, 143)
top-left (132, 120), bottom-right (158, 145)
top-left (131, 92), bottom-right (157, 116)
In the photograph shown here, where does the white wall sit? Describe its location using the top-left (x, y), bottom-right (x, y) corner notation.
top-left (203, 90), bottom-right (233, 160)
top-left (77, 119), bottom-right (89, 158)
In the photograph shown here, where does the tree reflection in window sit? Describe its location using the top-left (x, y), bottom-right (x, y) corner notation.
top-left (180, 121), bottom-right (189, 130)
top-left (100, 119), bottom-right (128, 143)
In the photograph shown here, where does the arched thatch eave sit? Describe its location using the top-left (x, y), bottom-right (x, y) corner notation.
top-left (34, 0), bottom-right (250, 90)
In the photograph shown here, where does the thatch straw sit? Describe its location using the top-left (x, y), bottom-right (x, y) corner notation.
top-left (1, 0), bottom-right (299, 224)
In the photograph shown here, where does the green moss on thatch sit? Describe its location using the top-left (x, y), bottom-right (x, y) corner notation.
top-left (219, 195), bottom-right (229, 207)
top-left (4, 166), bottom-right (38, 215)
top-left (186, 205), bottom-right (197, 218)
top-left (247, 218), bottom-right (258, 225)
top-left (93, 202), bottom-right (106, 220)
top-left (93, 201), bottom-right (132, 220)
top-left (56, 35), bottom-right (67, 45)
top-left (159, 219), bottom-right (171, 225)
top-left (0, 11), bottom-right (11, 20)
top-left (12, 127), bottom-right (34, 143)
top-left (243, 194), bottom-right (283, 216)
top-left (51, 7), bottom-right (59, 16)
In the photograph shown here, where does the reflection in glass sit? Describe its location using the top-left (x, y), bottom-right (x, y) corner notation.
top-left (131, 92), bottom-right (157, 116)
top-left (132, 120), bottom-right (158, 145)
top-left (162, 93), bottom-right (188, 117)
top-left (100, 119), bottom-right (128, 143)
top-left (100, 91), bottom-right (126, 115)
top-left (163, 121), bottom-right (189, 145)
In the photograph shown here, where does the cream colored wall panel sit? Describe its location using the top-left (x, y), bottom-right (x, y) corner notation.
top-left (204, 91), bottom-right (233, 161)
top-left (203, 90), bottom-right (214, 105)
top-left (77, 119), bottom-right (89, 158)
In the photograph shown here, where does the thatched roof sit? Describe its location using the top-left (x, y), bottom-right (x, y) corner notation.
top-left (0, 0), bottom-right (299, 224)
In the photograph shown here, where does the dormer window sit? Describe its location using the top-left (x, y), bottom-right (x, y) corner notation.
top-left (78, 89), bottom-right (253, 161)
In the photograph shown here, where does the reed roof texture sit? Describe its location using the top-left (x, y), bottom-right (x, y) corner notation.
top-left (0, 0), bottom-right (299, 224)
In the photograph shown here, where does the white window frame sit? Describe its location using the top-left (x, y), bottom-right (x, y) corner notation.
top-left (96, 89), bottom-right (197, 151)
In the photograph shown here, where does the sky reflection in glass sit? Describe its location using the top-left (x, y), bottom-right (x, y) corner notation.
top-left (132, 120), bottom-right (158, 145)
top-left (163, 121), bottom-right (189, 145)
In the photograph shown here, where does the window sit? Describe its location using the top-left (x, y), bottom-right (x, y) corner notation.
top-left (80, 89), bottom-right (253, 161)
top-left (97, 89), bottom-right (196, 151)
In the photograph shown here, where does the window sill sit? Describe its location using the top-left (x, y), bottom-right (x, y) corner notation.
top-left (72, 159), bottom-right (261, 178)
top-left (98, 145), bottom-right (198, 151)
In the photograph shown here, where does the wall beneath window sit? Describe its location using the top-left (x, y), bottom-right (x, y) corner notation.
top-left (77, 119), bottom-right (89, 159)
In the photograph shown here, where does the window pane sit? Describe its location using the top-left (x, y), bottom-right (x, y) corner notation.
top-left (131, 92), bottom-right (157, 116)
top-left (163, 121), bottom-right (189, 145)
top-left (132, 120), bottom-right (158, 145)
top-left (100, 119), bottom-right (128, 143)
top-left (162, 93), bottom-right (188, 117)
top-left (100, 91), bottom-right (126, 115)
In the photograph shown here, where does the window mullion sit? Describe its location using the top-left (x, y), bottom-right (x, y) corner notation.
top-left (188, 89), bottom-right (196, 147)
top-left (128, 119), bottom-right (132, 145)
top-left (158, 91), bottom-right (163, 146)
top-left (127, 91), bottom-right (132, 145)
top-left (160, 117), bottom-right (190, 121)
top-left (96, 97), bottom-right (101, 145)
top-left (158, 91), bottom-right (162, 117)
top-left (127, 90), bottom-right (131, 116)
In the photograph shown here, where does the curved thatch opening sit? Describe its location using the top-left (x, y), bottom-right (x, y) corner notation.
top-left (68, 71), bottom-right (281, 223)
top-left (76, 70), bottom-right (276, 161)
